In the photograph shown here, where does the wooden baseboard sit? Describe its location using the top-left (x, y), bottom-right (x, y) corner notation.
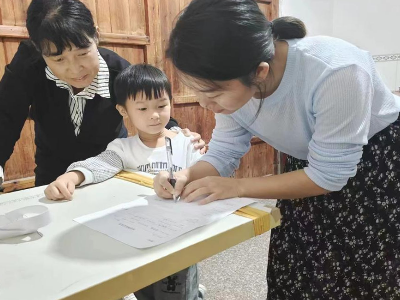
top-left (2, 177), bottom-right (35, 193)
top-left (0, 25), bottom-right (150, 45)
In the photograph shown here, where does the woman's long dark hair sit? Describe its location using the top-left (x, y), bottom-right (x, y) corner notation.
top-left (167, 0), bottom-right (306, 90)
top-left (26, 0), bottom-right (97, 56)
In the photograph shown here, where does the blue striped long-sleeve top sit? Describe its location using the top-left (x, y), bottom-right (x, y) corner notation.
top-left (200, 36), bottom-right (400, 191)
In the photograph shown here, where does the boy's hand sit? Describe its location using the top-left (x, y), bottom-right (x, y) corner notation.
top-left (181, 128), bottom-right (207, 154)
top-left (44, 171), bottom-right (84, 201)
top-left (154, 171), bottom-right (188, 199)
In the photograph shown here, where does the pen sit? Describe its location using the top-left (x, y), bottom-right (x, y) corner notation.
top-left (165, 137), bottom-right (180, 202)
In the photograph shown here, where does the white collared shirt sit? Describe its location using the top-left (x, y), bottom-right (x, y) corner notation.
top-left (45, 51), bottom-right (111, 136)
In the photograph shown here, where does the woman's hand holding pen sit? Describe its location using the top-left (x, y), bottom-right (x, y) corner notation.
top-left (154, 171), bottom-right (243, 205)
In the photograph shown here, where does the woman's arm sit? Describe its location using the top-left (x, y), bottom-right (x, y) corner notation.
top-left (156, 65), bottom-right (374, 203)
top-left (181, 170), bottom-right (328, 204)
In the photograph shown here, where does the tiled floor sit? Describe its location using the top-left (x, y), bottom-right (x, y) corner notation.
top-left (198, 200), bottom-right (276, 300)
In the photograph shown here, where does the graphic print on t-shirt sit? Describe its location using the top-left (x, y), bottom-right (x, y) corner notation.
top-left (137, 162), bottom-right (182, 175)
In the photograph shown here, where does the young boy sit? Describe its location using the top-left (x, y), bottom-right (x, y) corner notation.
top-left (45, 64), bottom-right (205, 300)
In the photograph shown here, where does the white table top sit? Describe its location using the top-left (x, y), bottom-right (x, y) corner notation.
top-left (0, 179), bottom-right (261, 300)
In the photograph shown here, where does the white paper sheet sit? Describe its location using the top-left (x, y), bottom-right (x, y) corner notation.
top-left (74, 195), bottom-right (255, 248)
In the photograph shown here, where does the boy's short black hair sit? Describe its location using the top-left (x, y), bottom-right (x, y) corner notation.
top-left (27, 0), bottom-right (97, 56)
top-left (114, 64), bottom-right (173, 106)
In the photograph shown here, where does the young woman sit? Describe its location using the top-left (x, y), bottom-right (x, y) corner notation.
top-left (154, 0), bottom-right (400, 298)
top-left (0, 0), bottom-right (203, 187)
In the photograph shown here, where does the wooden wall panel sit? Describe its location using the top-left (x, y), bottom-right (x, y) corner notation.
top-left (3, 38), bottom-right (19, 61)
top-left (158, 0), bottom-right (195, 98)
top-left (4, 120), bottom-right (36, 181)
top-left (0, 0), bottom-right (16, 25)
top-left (109, 0), bottom-right (131, 34)
top-left (95, 0), bottom-right (112, 32)
top-left (2, 38), bottom-right (36, 181)
top-left (112, 45), bottom-right (145, 65)
top-left (172, 103), bottom-right (215, 143)
top-left (129, 0), bottom-right (146, 36)
top-left (144, 0), bottom-right (162, 67)
top-left (0, 39), bottom-right (6, 78)
top-left (258, 1), bottom-right (279, 21)
top-left (96, 0), bottom-right (147, 36)
top-left (235, 138), bottom-right (277, 178)
top-left (80, 0), bottom-right (97, 22)
top-left (13, 0), bottom-right (31, 26)
top-left (159, 0), bottom-right (179, 92)
top-left (100, 45), bottom-right (145, 65)
top-left (0, 0), bottom-right (148, 38)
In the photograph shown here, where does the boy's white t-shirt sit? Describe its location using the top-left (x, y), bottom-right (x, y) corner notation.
top-left (68, 131), bottom-right (203, 185)
top-left (107, 131), bottom-right (202, 175)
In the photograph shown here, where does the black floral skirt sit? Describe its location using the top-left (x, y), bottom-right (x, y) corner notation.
top-left (267, 118), bottom-right (400, 300)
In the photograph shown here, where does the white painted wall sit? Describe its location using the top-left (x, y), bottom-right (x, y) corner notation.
top-left (280, 0), bottom-right (400, 91)
top-left (280, 0), bottom-right (334, 37)
top-left (332, 0), bottom-right (400, 55)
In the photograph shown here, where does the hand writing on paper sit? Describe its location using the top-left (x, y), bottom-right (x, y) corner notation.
top-left (154, 170), bottom-right (188, 200)
top-left (44, 171), bottom-right (84, 201)
top-left (182, 177), bottom-right (243, 205)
